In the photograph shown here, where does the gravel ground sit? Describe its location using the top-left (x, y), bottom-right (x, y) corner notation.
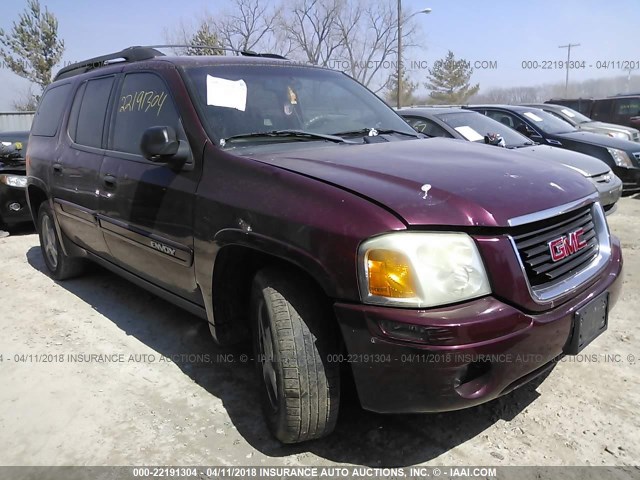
top-left (0, 197), bottom-right (639, 469)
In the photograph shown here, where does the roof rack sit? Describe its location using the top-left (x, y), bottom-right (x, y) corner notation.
top-left (54, 45), bottom-right (288, 81)
top-left (55, 46), bottom-right (165, 80)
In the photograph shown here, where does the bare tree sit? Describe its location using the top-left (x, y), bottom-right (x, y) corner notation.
top-left (278, 0), bottom-right (344, 66)
top-left (12, 84), bottom-right (39, 111)
top-left (213, 0), bottom-right (281, 53)
top-left (335, 0), bottom-right (401, 91)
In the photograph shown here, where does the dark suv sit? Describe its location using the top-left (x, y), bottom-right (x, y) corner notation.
top-left (27, 47), bottom-right (623, 444)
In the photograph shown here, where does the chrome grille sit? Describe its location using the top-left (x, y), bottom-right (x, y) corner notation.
top-left (511, 205), bottom-right (599, 289)
top-left (591, 172), bottom-right (612, 184)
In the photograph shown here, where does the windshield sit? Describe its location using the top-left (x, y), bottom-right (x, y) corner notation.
top-left (184, 64), bottom-right (416, 147)
top-left (519, 109), bottom-right (578, 134)
top-left (554, 106), bottom-right (592, 124)
top-left (436, 111), bottom-right (531, 147)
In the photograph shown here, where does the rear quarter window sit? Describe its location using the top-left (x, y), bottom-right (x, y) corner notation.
top-left (69, 76), bottom-right (115, 148)
top-left (31, 83), bottom-right (72, 137)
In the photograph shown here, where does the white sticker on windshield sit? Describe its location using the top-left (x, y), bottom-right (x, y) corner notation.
top-left (206, 75), bottom-right (247, 111)
top-left (454, 126), bottom-right (484, 142)
top-left (561, 108), bottom-right (576, 118)
top-left (523, 111), bottom-right (544, 122)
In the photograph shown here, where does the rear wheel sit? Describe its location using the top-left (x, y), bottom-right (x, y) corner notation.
top-left (37, 202), bottom-right (84, 280)
top-left (250, 268), bottom-right (340, 443)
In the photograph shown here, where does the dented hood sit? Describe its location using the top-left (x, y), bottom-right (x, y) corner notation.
top-left (248, 138), bottom-right (596, 227)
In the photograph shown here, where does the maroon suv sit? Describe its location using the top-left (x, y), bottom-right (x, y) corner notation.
top-left (26, 47), bottom-right (623, 444)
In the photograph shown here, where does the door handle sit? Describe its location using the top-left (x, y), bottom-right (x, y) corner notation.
top-left (53, 163), bottom-right (63, 175)
top-left (103, 174), bottom-right (117, 188)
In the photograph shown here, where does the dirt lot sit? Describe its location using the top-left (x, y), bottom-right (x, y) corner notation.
top-left (0, 198), bottom-right (639, 469)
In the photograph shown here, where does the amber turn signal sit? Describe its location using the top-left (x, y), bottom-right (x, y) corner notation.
top-left (367, 249), bottom-right (418, 298)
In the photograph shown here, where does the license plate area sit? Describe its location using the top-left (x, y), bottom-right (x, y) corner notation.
top-left (564, 292), bottom-right (609, 355)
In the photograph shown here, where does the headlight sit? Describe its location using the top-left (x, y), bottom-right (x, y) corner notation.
top-left (0, 174), bottom-right (27, 188)
top-left (607, 148), bottom-right (634, 168)
top-left (358, 232), bottom-right (491, 308)
top-left (607, 132), bottom-right (631, 140)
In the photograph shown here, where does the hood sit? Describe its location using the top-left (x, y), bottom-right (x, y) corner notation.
top-left (247, 138), bottom-right (595, 227)
top-left (514, 144), bottom-right (610, 177)
top-left (584, 121), bottom-right (638, 135)
top-left (556, 130), bottom-right (640, 151)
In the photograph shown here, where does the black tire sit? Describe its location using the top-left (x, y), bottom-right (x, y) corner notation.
top-left (37, 202), bottom-right (84, 280)
top-left (250, 267), bottom-right (340, 444)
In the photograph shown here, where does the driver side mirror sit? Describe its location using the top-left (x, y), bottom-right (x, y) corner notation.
top-left (140, 126), bottom-right (190, 167)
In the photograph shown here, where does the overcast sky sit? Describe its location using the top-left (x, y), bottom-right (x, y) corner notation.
top-left (1, 0), bottom-right (638, 110)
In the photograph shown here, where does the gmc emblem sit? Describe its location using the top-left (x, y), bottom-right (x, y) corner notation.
top-left (548, 228), bottom-right (588, 262)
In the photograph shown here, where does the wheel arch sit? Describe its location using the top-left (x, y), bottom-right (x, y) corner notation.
top-left (205, 231), bottom-right (340, 346)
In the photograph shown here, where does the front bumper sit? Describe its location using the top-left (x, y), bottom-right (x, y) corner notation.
top-left (334, 236), bottom-right (623, 414)
top-left (0, 181), bottom-right (31, 227)
top-left (591, 174), bottom-right (623, 213)
top-left (613, 166), bottom-right (640, 194)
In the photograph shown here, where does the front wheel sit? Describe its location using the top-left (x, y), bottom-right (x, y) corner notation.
top-left (250, 268), bottom-right (340, 443)
top-left (37, 202), bottom-right (84, 280)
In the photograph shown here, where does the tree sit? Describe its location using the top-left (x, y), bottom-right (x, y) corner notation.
top-left (0, 0), bottom-right (64, 105)
top-left (425, 50), bottom-right (479, 104)
top-left (278, 0), bottom-right (344, 66)
top-left (384, 66), bottom-right (417, 106)
top-left (186, 21), bottom-right (224, 56)
top-left (213, 0), bottom-right (281, 53)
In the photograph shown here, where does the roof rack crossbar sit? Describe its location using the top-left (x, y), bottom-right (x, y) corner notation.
top-left (54, 46), bottom-right (165, 81)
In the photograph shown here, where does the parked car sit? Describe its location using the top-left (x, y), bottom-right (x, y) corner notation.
top-left (545, 98), bottom-right (595, 116)
top-left (466, 105), bottom-right (640, 195)
top-left (591, 94), bottom-right (640, 129)
top-left (399, 107), bottom-right (622, 213)
top-left (27, 46), bottom-right (623, 444)
top-left (523, 103), bottom-right (640, 142)
top-left (0, 131), bottom-right (31, 231)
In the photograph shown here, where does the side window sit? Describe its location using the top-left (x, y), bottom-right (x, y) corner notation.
top-left (404, 116), bottom-right (451, 138)
top-left (592, 100), bottom-right (612, 119)
top-left (486, 111), bottom-right (519, 129)
top-left (111, 73), bottom-right (180, 155)
top-left (31, 83), bottom-right (72, 137)
top-left (69, 76), bottom-right (115, 148)
top-left (615, 98), bottom-right (640, 116)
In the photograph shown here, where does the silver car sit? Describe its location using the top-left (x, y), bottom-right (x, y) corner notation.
top-left (399, 106), bottom-right (623, 213)
top-left (523, 103), bottom-right (640, 142)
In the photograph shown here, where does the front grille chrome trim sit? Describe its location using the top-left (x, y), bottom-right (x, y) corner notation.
top-left (507, 193), bottom-right (598, 227)
top-left (508, 200), bottom-right (611, 306)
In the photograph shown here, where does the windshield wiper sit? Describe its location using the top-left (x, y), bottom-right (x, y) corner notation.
top-left (331, 128), bottom-right (419, 138)
top-left (509, 142), bottom-right (536, 148)
top-left (222, 129), bottom-right (347, 146)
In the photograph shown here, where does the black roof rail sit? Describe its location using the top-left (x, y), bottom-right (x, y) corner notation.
top-left (240, 50), bottom-right (287, 60)
top-left (54, 44), bottom-right (288, 81)
top-left (54, 46), bottom-right (165, 81)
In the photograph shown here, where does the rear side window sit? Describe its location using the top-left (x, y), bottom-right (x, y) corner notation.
top-left (592, 100), bottom-right (612, 118)
top-left (31, 83), bottom-right (72, 137)
top-left (404, 116), bottom-right (451, 138)
top-left (615, 98), bottom-right (640, 116)
top-left (69, 76), bottom-right (115, 148)
top-left (111, 72), bottom-right (181, 155)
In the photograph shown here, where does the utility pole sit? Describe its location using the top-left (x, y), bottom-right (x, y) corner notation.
top-left (396, 3), bottom-right (431, 109)
top-left (558, 43), bottom-right (580, 97)
top-left (397, 0), bottom-right (402, 109)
